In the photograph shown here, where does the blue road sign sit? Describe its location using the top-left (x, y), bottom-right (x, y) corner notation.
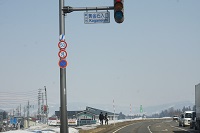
top-left (59, 59), bottom-right (67, 68)
top-left (59, 34), bottom-right (65, 41)
top-left (84, 11), bottom-right (110, 24)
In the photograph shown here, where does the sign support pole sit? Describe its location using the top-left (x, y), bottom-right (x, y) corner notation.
top-left (59, 0), bottom-right (68, 132)
top-left (58, 2), bottom-right (116, 133)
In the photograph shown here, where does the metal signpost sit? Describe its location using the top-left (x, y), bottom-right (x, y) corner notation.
top-left (58, 0), bottom-right (124, 133)
top-left (59, 0), bottom-right (68, 133)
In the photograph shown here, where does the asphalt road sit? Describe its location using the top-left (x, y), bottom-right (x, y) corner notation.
top-left (110, 119), bottom-right (200, 133)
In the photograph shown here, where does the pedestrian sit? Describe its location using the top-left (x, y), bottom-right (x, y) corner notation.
top-left (104, 112), bottom-right (108, 125)
top-left (99, 112), bottom-right (104, 125)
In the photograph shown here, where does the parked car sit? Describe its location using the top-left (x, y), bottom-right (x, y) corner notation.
top-left (173, 115), bottom-right (179, 121)
top-left (179, 111), bottom-right (194, 127)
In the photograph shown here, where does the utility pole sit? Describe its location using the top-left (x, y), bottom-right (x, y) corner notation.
top-left (44, 86), bottom-right (48, 124)
top-left (20, 104), bottom-right (21, 116)
top-left (38, 88), bottom-right (48, 124)
top-left (13, 109), bottom-right (15, 116)
top-left (38, 89), bottom-right (41, 122)
top-left (6, 113), bottom-right (8, 131)
top-left (113, 99), bottom-right (115, 126)
top-left (23, 106), bottom-right (26, 117)
top-left (41, 93), bottom-right (44, 123)
top-left (27, 101), bottom-right (30, 128)
top-left (59, 0), bottom-right (68, 132)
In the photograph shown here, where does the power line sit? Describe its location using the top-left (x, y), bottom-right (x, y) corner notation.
top-left (0, 89), bottom-right (38, 111)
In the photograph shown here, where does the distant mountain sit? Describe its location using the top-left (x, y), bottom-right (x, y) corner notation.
top-left (144, 101), bottom-right (194, 115)
top-left (47, 101), bottom-right (194, 117)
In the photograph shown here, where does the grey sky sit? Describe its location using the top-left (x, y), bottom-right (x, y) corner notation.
top-left (0, 0), bottom-right (200, 114)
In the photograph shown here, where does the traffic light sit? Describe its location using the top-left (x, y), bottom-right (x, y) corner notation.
top-left (114, 0), bottom-right (124, 23)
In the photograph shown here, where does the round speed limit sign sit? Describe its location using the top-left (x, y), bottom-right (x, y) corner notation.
top-left (58, 41), bottom-right (67, 49)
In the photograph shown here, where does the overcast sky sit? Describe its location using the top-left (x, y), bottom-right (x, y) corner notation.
top-left (0, 0), bottom-right (200, 114)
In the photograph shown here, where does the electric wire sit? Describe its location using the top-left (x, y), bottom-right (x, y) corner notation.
top-left (0, 89), bottom-right (46, 113)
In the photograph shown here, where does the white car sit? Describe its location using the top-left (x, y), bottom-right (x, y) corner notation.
top-left (173, 115), bottom-right (179, 121)
top-left (179, 111), bottom-right (194, 127)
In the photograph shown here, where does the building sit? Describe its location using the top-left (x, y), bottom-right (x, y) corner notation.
top-left (83, 106), bottom-right (118, 121)
top-left (55, 106), bottom-right (119, 126)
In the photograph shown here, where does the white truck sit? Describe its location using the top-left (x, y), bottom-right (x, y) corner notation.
top-left (195, 83), bottom-right (200, 130)
top-left (178, 111), bottom-right (194, 127)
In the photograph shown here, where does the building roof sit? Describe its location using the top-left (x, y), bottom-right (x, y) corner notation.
top-left (86, 106), bottom-right (118, 116)
top-left (76, 110), bottom-right (96, 116)
top-left (55, 106), bottom-right (119, 118)
top-left (55, 111), bottom-right (82, 117)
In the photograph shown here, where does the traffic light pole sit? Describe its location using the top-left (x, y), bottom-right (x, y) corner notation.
top-left (59, 0), bottom-right (68, 133)
top-left (58, 1), bottom-right (122, 133)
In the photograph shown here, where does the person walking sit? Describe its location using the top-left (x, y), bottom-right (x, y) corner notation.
top-left (99, 112), bottom-right (104, 125)
top-left (104, 112), bottom-right (108, 125)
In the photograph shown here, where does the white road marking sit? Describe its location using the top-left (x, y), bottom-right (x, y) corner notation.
top-left (147, 125), bottom-right (152, 133)
top-left (171, 125), bottom-right (192, 133)
top-left (162, 129), bottom-right (168, 131)
top-left (112, 122), bottom-right (141, 133)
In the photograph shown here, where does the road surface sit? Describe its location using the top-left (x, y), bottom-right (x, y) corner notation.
top-left (109, 119), bottom-right (199, 133)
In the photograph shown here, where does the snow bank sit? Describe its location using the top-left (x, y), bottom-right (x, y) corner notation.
top-left (3, 127), bottom-right (78, 133)
top-left (3, 118), bottom-right (144, 133)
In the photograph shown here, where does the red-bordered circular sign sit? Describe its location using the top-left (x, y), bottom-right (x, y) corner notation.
top-left (58, 50), bottom-right (67, 59)
top-left (58, 59), bottom-right (68, 68)
top-left (58, 41), bottom-right (67, 49)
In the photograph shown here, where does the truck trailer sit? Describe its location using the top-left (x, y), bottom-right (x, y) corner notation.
top-left (195, 83), bottom-right (200, 130)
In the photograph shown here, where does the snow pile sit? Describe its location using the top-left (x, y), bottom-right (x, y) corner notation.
top-left (52, 127), bottom-right (78, 133)
top-left (2, 131), bottom-right (31, 133)
top-left (3, 126), bottom-right (78, 133)
top-left (3, 118), bottom-right (143, 133)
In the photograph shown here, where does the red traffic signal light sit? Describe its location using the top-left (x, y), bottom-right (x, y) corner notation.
top-left (114, 0), bottom-right (124, 23)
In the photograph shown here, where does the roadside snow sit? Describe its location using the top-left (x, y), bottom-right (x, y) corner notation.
top-left (3, 127), bottom-right (78, 133)
top-left (76, 118), bottom-right (143, 130)
top-left (2, 131), bottom-right (31, 133)
top-left (3, 118), bottom-right (144, 133)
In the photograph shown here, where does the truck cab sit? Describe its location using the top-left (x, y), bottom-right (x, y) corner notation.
top-left (178, 111), bottom-right (194, 127)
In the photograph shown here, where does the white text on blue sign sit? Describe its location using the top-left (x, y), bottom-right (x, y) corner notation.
top-left (84, 12), bottom-right (110, 24)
